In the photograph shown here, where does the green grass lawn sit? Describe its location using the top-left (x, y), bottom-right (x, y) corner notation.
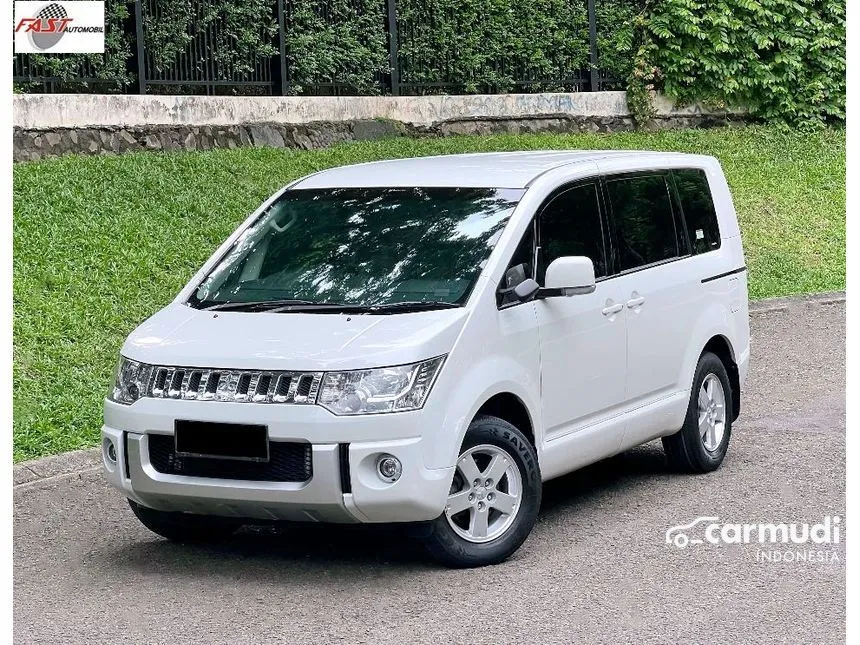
top-left (13, 125), bottom-right (845, 461)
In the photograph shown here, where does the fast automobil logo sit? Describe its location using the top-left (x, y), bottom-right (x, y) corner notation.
top-left (16, 3), bottom-right (70, 51)
top-left (14, 1), bottom-right (104, 53)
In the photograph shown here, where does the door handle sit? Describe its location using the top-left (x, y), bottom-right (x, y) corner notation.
top-left (602, 302), bottom-right (623, 316)
top-left (626, 295), bottom-right (645, 308)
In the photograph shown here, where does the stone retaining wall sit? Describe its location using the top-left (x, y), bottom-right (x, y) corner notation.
top-left (13, 92), bottom-right (742, 161)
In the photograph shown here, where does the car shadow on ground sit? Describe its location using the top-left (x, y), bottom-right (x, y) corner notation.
top-left (100, 441), bottom-right (673, 574)
top-left (539, 440), bottom-right (671, 518)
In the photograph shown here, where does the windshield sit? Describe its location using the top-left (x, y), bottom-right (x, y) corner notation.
top-left (190, 187), bottom-right (524, 310)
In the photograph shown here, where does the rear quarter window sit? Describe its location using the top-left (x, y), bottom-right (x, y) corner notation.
top-left (673, 169), bottom-right (721, 254)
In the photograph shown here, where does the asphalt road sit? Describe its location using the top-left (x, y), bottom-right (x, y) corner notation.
top-left (14, 297), bottom-right (846, 644)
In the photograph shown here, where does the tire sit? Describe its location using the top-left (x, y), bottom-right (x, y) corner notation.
top-left (128, 499), bottom-right (241, 543)
top-left (662, 351), bottom-right (733, 473)
top-left (422, 415), bottom-right (541, 568)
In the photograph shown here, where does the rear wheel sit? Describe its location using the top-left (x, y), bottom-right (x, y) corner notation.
top-left (128, 499), bottom-right (241, 543)
top-left (422, 415), bottom-right (541, 568)
top-left (663, 351), bottom-right (733, 473)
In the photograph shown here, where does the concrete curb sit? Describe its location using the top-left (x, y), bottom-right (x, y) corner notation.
top-left (14, 447), bottom-right (100, 488)
top-left (14, 290), bottom-right (845, 488)
top-left (748, 290), bottom-right (845, 315)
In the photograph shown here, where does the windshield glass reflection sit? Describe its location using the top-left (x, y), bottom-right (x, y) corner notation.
top-left (191, 187), bottom-right (524, 310)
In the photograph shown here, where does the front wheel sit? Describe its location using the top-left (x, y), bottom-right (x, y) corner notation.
top-left (422, 415), bottom-right (541, 568)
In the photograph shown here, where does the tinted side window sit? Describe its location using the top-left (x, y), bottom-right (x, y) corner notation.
top-left (607, 174), bottom-right (678, 271)
top-left (537, 183), bottom-right (606, 283)
top-left (674, 169), bottom-right (721, 254)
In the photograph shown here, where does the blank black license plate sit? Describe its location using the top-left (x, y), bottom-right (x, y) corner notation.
top-left (174, 420), bottom-right (269, 462)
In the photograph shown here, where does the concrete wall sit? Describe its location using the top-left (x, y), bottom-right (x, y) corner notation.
top-left (13, 92), bottom-right (740, 161)
top-left (14, 91), bottom-right (720, 130)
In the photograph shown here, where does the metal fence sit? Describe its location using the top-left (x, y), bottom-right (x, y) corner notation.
top-left (134, 0), bottom-right (276, 94)
top-left (14, 0), bottom-right (624, 96)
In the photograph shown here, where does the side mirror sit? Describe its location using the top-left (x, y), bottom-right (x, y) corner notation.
top-left (542, 256), bottom-right (596, 297)
top-left (513, 278), bottom-right (540, 301)
top-left (498, 264), bottom-right (538, 305)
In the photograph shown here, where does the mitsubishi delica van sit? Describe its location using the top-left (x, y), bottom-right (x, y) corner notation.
top-left (102, 151), bottom-right (750, 567)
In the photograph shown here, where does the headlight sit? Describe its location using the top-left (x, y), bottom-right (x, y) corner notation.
top-left (317, 356), bottom-right (445, 415)
top-left (110, 357), bottom-right (152, 405)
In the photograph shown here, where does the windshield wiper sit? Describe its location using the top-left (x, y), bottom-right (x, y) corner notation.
top-left (201, 299), bottom-right (461, 314)
top-left (366, 301), bottom-right (461, 312)
top-left (270, 301), bottom-right (461, 314)
top-left (203, 299), bottom-right (346, 312)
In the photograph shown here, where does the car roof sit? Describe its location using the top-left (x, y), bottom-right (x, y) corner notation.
top-left (291, 150), bottom-right (711, 190)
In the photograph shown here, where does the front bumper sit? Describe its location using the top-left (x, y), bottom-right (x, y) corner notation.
top-left (101, 399), bottom-right (453, 524)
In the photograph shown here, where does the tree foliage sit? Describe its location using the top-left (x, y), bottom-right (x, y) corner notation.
top-left (639, 0), bottom-right (846, 126)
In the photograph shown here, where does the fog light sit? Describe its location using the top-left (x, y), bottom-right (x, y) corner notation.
top-left (376, 454), bottom-right (402, 483)
top-left (104, 438), bottom-right (117, 464)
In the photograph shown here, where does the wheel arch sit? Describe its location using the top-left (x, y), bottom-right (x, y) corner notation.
top-left (701, 334), bottom-right (741, 421)
top-left (429, 346), bottom-right (542, 470)
top-left (474, 392), bottom-right (536, 449)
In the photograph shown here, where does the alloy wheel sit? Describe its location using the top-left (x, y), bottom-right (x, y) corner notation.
top-left (698, 373), bottom-right (727, 452)
top-left (445, 444), bottom-right (522, 543)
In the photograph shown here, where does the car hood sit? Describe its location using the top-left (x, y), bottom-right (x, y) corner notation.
top-left (122, 302), bottom-right (468, 371)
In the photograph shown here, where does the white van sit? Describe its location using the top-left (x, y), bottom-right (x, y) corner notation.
top-left (103, 151), bottom-right (750, 567)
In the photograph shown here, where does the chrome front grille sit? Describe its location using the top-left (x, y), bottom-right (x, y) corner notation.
top-left (146, 366), bottom-right (323, 404)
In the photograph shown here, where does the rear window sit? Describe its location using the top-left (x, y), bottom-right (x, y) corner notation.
top-left (673, 169), bottom-right (721, 254)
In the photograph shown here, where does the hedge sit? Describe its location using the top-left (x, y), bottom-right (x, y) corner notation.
top-left (14, 0), bottom-right (637, 95)
top-left (396, 0), bottom-right (635, 93)
top-left (285, 0), bottom-right (388, 95)
top-left (142, 0), bottom-right (278, 85)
